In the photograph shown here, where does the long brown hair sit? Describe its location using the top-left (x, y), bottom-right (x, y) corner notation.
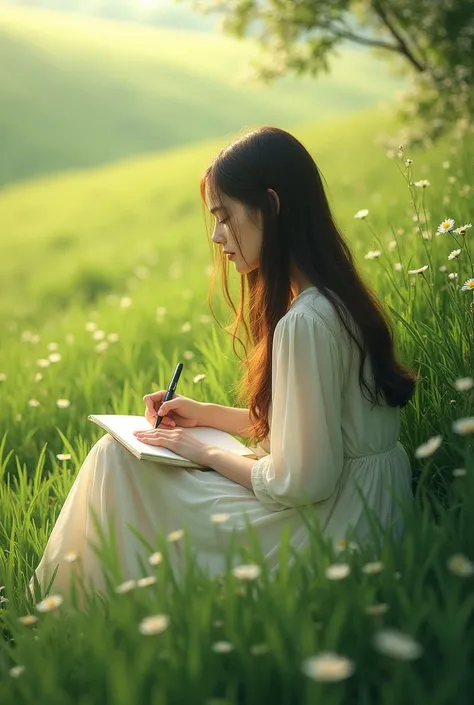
top-left (200, 126), bottom-right (418, 442)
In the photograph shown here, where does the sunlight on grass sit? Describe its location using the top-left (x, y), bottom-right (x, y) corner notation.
top-left (0, 114), bottom-right (473, 702)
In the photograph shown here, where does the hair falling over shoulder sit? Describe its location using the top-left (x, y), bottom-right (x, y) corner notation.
top-left (199, 126), bottom-right (419, 442)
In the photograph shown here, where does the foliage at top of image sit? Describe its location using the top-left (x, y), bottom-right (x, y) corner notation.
top-left (184, 0), bottom-right (474, 147)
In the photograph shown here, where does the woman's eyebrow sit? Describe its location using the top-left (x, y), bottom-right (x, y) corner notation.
top-left (210, 206), bottom-right (227, 215)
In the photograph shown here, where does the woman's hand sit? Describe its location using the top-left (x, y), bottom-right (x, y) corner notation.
top-left (132, 426), bottom-right (212, 467)
top-left (143, 390), bottom-right (205, 429)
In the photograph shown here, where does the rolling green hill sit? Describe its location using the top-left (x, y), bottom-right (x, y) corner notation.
top-left (0, 5), bottom-right (407, 187)
top-left (0, 104), bottom-right (465, 330)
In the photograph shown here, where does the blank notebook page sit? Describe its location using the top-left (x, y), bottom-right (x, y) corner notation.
top-left (88, 414), bottom-right (256, 466)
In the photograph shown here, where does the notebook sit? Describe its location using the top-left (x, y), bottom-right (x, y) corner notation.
top-left (88, 414), bottom-right (258, 469)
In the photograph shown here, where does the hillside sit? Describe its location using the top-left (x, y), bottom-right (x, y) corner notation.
top-left (0, 5), bottom-right (406, 187)
top-left (1, 104), bottom-right (464, 329)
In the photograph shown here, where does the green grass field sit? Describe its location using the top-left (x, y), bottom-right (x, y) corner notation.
top-left (0, 102), bottom-right (473, 702)
top-left (0, 4), bottom-right (406, 187)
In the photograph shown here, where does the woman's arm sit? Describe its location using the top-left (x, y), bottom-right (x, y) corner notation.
top-left (200, 403), bottom-right (254, 438)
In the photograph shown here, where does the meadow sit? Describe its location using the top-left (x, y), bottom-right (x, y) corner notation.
top-left (0, 104), bottom-right (473, 703)
top-left (0, 4), bottom-right (405, 188)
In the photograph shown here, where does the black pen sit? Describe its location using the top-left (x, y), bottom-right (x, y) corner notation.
top-left (154, 362), bottom-right (184, 429)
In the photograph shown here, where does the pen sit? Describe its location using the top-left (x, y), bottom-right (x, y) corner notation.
top-left (154, 362), bottom-right (184, 429)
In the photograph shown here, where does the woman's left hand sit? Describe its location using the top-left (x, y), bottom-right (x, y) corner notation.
top-left (132, 427), bottom-right (212, 467)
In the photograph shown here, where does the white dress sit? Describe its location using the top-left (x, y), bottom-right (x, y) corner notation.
top-left (28, 287), bottom-right (413, 607)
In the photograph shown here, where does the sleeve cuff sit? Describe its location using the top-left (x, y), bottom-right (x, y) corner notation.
top-left (250, 457), bottom-right (287, 512)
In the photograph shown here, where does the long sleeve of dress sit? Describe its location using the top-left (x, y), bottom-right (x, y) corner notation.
top-left (250, 311), bottom-right (345, 512)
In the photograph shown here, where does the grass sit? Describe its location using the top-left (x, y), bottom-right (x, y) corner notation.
top-left (0, 3), bottom-right (406, 187)
top-left (0, 108), bottom-right (473, 702)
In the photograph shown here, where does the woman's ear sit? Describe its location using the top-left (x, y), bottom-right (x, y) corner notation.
top-left (267, 188), bottom-right (280, 215)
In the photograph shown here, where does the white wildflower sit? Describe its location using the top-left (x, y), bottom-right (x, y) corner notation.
top-left (149, 551), bottom-right (163, 566)
top-left (232, 564), bottom-right (261, 581)
top-left (408, 265), bottom-right (429, 274)
top-left (167, 529), bottom-right (184, 542)
top-left (36, 594), bottom-right (63, 612)
top-left (137, 576), bottom-right (157, 588)
top-left (56, 399), bottom-right (71, 408)
top-left (364, 250), bottom-right (382, 260)
top-left (301, 652), bottom-right (355, 682)
top-left (362, 561), bottom-right (384, 574)
top-left (212, 641), bottom-right (234, 653)
top-left (210, 513), bottom-right (230, 524)
top-left (454, 377), bottom-right (473, 391)
top-left (9, 665), bottom-right (26, 678)
top-left (447, 554), bottom-right (474, 577)
top-left (372, 629), bottom-right (423, 660)
top-left (453, 223), bottom-right (472, 235)
top-left (437, 218), bottom-right (455, 234)
top-left (139, 614), bottom-right (170, 635)
top-left (115, 580), bottom-right (137, 593)
top-left (460, 278), bottom-right (474, 291)
top-left (18, 615), bottom-right (38, 626)
top-left (325, 563), bottom-right (351, 580)
top-left (452, 417), bottom-right (474, 434)
top-left (415, 435), bottom-right (442, 458)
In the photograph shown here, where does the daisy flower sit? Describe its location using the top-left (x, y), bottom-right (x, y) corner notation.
top-left (139, 614), bottom-right (170, 635)
top-left (325, 563), bottom-right (351, 580)
top-left (354, 209), bottom-right (369, 219)
top-left (232, 564), bottom-right (261, 581)
top-left (448, 249), bottom-right (461, 260)
top-left (437, 218), bottom-right (455, 234)
top-left (453, 223), bottom-right (472, 235)
top-left (415, 435), bottom-right (442, 458)
top-left (460, 278), bottom-right (474, 291)
top-left (364, 250), bottom-right (382, 260)
top-left (413, 180), bottom-right (430, 188)
top-left (301, 652), bottom-right (355, 681)
top-left (408, 265), bottom-right (429, 275)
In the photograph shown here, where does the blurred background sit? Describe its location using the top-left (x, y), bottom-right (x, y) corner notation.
top-left (0, 0), bottom-right (472, 454)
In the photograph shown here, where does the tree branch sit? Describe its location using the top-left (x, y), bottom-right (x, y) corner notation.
top-left (370, 0), bottom-right (427, 72)
top-left (329, 26), bottom-right (401, 54)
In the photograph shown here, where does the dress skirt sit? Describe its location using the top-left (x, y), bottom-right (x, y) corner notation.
top-left (27, 433), bottom-right (413, 609)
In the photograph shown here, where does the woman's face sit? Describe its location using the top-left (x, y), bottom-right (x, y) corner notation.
top-left (206, 188), bottom-right (263, 274)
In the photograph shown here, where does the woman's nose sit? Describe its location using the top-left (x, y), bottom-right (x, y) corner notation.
top-left (211, 229), bottom-right (225, 245)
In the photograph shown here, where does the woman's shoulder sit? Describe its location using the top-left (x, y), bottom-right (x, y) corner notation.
top-left (281, 287), bottom-right (348, 342)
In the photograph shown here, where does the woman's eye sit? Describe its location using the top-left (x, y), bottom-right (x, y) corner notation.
top-left (219, 218), bottom-right (228, 225)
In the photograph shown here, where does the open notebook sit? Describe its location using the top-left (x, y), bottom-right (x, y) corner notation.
top-left (88, 414), bottom-right (258, 469)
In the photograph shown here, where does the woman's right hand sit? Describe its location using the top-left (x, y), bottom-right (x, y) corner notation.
top-left (143, 391), bottom-right (204, 429)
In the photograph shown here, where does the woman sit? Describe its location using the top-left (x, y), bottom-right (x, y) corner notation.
top-left (28, 126), bottom-right (417, 608)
